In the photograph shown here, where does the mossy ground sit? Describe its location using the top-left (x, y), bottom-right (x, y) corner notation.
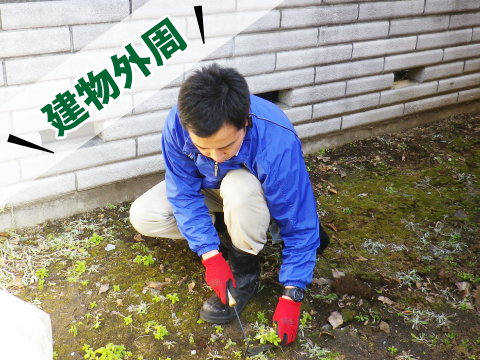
top-left (3, 113), bottom-right (480, 360)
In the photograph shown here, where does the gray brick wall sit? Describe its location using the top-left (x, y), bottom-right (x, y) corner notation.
top-left (1, 0), bottom-right (479, 227)
top-left (464, 59), bottom-right (480, 73)
top-left (279, 82), bottom-right (346, 106)
top-left (424, 0), bottom-right (480, 14)
top-left (0, 28), bottom-right (71, 59)
top-left (416, 29), bottom-right (473, 50)
top-left (342, 104), bottom-right (405, 130)
top-left (389, 16), bottom-right (449, 37)
top-left (0, 0), bottom-right (130, 30)
top-left (352, 37), bottom-right (417, 60)
top-left (319, 21), bottom-right (389, 45)
top-left (312, 93), bottom-right (379, 119)
top-left (384, 50), bottom-right (444, 72)
top-left (276, 44), bottom-right (352, 71)
top-left (443, 44), bottom-right (480, 61)
top-left (346, 74), bottom-right (393, 96)
top-left (380, 82), bottom-right (439, 105)
top-left (358, 1), bottom-right (424, 21)
top-left (449, 13), bottom-right (480, 29)
top-left (281, 5), bottom-right (358, 28)
top-left (404, 93), bottom-right (458, 115)
top-left (315, 58), bottom-right (384, 84)
top-left (409, 62), bottom-right (465, 82)
top-left (235, 29), bottom-right (317, 55)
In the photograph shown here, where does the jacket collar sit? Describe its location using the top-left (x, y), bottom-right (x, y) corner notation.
top-left (182, 125), bottom-right (253, 163)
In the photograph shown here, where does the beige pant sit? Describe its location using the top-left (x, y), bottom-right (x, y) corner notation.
top-left (129, 168), bottom-right (271, 254)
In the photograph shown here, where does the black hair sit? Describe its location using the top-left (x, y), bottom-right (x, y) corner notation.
top-left (178, 63), bottom-right (250, 138)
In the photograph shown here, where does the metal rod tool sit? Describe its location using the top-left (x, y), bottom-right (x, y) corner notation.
top-left (227, 289), bottom-right (250, 355)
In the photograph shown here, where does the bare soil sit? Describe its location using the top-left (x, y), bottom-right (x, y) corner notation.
top-left (2, 112), bottom-right (480, 360)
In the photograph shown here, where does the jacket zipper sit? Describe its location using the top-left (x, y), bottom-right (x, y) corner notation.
top-left (214, 162), bottom-right (218, 177)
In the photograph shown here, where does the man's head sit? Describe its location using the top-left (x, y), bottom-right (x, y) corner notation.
top-left (178, 63), bottom-right (251, 163)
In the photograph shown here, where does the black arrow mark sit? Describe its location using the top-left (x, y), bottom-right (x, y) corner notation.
top-left (194, 5), bottom-right (205, 44)
top-left (7, 134), bottom-right (54, 154)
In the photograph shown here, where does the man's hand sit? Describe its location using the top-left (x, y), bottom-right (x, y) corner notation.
top-left (202, 252), bottom-right (236, 304)
top-left (273, 297), bottom-right (301, 346)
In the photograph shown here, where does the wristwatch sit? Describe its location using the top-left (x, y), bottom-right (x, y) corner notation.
top-left (283, 287), bottom-right (305, 302)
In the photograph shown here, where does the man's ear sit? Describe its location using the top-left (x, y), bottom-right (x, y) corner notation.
top-left (247, 115), bottom-right (253, 128)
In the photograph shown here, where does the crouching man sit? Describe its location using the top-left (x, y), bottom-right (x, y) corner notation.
top-left (130, 64), bottom-right (329, 345)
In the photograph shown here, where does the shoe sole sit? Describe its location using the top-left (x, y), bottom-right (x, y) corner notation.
top-left (200, 308), bottom-right (238, 324)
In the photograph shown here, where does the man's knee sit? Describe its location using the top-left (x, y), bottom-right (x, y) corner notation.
top-left (129, 200), bottom-right (147, 234)
top-left (220, 168), bottom-right (264, 209)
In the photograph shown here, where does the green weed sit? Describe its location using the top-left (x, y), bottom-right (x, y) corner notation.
top-left (134, 254), bottom-right (154, 266)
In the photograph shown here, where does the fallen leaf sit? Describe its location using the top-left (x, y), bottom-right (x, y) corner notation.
top-left (328, 182), bottom-right (336, 188)
top-left (6, 276), bottom-right (24, 289)
top-left (116, 299), bottom-right (123, 306)
top-left (379, 321), bottom-right (390, 334)
top-left (328, 311), bottom-right (343, 330)
top-left (401, 154), bottom-right (405, 161)
top-left (357, 193), bottom-right (368, 197)
top-left (145, 280), bottom-right (171, 290)
top-left (327, 223), bottom-right (338, 233)
top-left (355, 256), bottom-right (368, 262)
top-left (312, 278), bottom-right (333, 286)
top-left (425, 296), bottom-right (434, 303)
top-left (339, 170), bottom-right (346, 178)
top-left (328, 189), bottom-right (337, 194)
top-left (133, 234), bottom-right (145, 242)
top-left (455, 281), bottom-right (470, 291)
top-left (454, 210), bottom-right (468, 219)
top-left (378, 296), bottom-right (394, 305)
top-left (332, 269), bottom-right (345, 278)
top-left (315, 184), bottom-right (323, 190)
top-left (317, 156), bottom-right (330, 163)
top-left (0, 232), bottom-right (8, 237)
top-left (455, 281), bottom-right (471, 297)
top-left (188, 281), bottom-right (196, 292)
top-left (99, 283), bottom-right (110, 294)
top-left (159, 264), bottom-right (164, 273)
top-left (178, 276), bottom-right (187, 286)
top-left (473, 289), bottom-right (480, 306)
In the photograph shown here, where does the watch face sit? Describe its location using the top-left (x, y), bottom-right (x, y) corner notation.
top-left (293, 288), bottom-right (304, 302)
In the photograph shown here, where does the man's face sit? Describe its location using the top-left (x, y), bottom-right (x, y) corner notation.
top-left (188, 121), bottom-right (247, 163)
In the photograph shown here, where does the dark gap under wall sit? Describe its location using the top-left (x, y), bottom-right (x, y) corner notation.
top-left (254, 91), bottom-right (279, 104)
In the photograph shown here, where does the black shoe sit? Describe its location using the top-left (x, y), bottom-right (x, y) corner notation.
top-left (317, 224), bottom-right (330, 255)
top-left (200, 245), bottom-right (260, 324)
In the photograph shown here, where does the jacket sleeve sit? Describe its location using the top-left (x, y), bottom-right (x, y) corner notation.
top-left (257, 133), bottom-right (319, 289)
top-left (161, 108), bottom-right (220, 256)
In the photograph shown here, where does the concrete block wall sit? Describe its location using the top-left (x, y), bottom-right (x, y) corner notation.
top-left (1, 0), bottom-right (480, 229)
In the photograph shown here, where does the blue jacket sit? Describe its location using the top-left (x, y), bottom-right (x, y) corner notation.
top-left (161, 95), bottom-right (320, 289)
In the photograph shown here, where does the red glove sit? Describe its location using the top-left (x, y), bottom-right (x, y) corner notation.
top-left (273, 297), bottom-right (301, 346)
top-left (202, 253), bottom-right (236, 304)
